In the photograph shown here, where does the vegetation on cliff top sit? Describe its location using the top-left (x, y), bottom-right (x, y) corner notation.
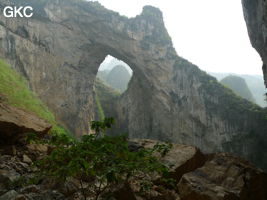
top-left (95, 78), bottom-right (120, 119)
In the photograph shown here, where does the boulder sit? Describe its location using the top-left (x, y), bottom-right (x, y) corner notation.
top-left (178, 153), bottom-right (267, 200)
top-left (26, 144), bottom-right (48, 154)
top-left (0, 103), bottom-right (51, 144)
top-left (129, 139), bottom-right (206, 181)
top-left (0, 169), bottom-right (20, 188)
top-left (0, 190), bottom-right (18, 200)
top-left (22, 155), bottom-right (32, 164)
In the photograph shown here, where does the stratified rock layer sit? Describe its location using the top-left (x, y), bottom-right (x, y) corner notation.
top-left (0, 0), bottom-right (266, 169)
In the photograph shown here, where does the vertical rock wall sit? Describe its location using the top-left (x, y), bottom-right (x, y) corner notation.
top-left (242, 0), bottom-right (267, 87)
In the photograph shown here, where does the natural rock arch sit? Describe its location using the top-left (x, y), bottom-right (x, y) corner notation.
top-left (0, 0), bottom-right (267, 168)
top-left (0, 0), bottom-right (175, 137)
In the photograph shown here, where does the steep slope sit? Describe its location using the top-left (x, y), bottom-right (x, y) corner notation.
top-left (0, 60), bottom-right (53, 124)
top-left (0, 0), bottom-right (266, 169)
top-left (220, 75), bottom-right (255, 103)
top-left (0, 59), bottom-right (64, 135)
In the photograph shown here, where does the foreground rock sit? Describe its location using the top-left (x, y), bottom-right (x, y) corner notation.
top-left (129, 139), bottom-right (206, 181)
top-left (113, 139), bottom-right (206, 200)
top-left (113, 184), bottom-right (180, 200)
top-left (0, 145), bottom-right (65, 200)
top-left (1, 139), bottom-right (267, 200)
top-left (0, 103), bottom-right (51, 144)
top-left (178, 153), bottom-right (267, 200)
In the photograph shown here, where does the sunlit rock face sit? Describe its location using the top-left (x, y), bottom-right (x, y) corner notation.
top-left (242, 0), bottom-right (267, 87)
top-left (0, 0), bottom-right (266, 168)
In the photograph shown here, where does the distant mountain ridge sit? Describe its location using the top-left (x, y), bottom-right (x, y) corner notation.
top-left (209, 72), bottom-right (266, 107)
top-left (220, 75), bottom-right (255, 103)
top-left (97, 65), bottom-right (131, 93)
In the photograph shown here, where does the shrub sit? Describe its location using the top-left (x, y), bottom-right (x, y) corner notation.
top-left (36, 118), bottom-right (172, 200)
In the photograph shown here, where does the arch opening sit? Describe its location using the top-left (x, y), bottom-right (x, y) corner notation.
top-left (94, 55), bottom-right (133, 122)
top-left (97, 55), bottom-right (133, 94)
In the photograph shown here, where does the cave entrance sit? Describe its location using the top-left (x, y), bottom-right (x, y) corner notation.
top-left (94, 55), bottom-right (133, 121)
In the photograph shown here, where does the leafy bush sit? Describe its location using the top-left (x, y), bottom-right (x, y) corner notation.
top-left (36, 118), bottom-right (172, 200)
top-left (91, 117), bottom-right (115, 136)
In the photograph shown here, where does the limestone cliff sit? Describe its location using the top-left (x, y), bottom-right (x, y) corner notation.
top-left (242, 0), bottom-right (267, 87)
top-left (0, 0), bottom-right (266, 169)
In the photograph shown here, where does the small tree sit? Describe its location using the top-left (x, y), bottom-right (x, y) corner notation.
top-left (36, 118), bottom-right (172, 200)
top-left (90, 117), bottom-right (115, 137)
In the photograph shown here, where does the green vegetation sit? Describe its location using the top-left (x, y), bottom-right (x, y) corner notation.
top-left (91, 117), bottom-right (115, 137)
top-left (95, 78), bottom-right (120, 118)
top-left (0, 59), bottom-right (53, 122)
top-left (209, 72), bottom-right (267, 107)
top-left (35, 118), bottom-right (173, 200)
top-left (95, 92), bottom-right (105, 121)
top-left (0, 59), bottom-right (68, 135)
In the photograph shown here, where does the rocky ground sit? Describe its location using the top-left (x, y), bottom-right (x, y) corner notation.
top-left (0, 102), bottom-right (267, 199)
top-left (0, 139), bottom-right (267, 200)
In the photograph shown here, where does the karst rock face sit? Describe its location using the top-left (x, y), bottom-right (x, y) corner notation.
top-left (242, 0), bottom-right (267, 87)
top-left (0, 0), bottom-right (266, 168)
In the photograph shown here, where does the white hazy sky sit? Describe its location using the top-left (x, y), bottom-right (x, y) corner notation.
top-left (95, 0), bottom-right (263, 75)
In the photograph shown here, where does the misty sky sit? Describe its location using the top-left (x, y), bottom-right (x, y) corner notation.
top-left (95, 0), bottom-right (263, 75)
